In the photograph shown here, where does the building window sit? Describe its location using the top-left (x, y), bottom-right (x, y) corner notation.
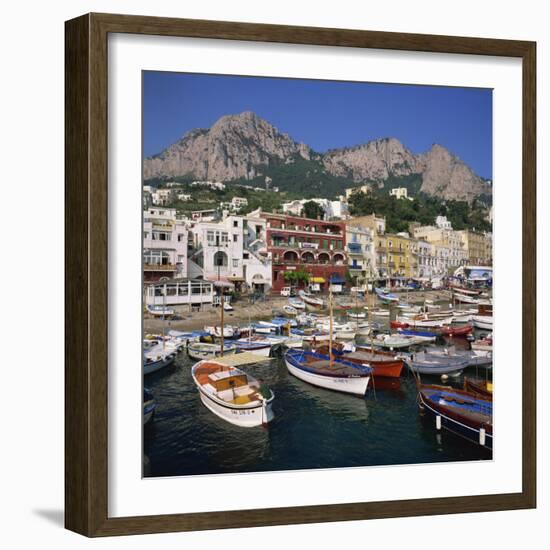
top-left (233, 220), bottom-right (239, 228)
top-left (233, 234), bottom-right (238, 242)
top-left (177, 233), bottom-right (185, 242)
top-left (213, 250), bottom-right (228, 267)
top-left (232, 259), bottom-right (239, 268)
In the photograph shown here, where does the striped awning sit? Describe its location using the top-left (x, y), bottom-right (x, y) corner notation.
top-left (310, 277), bottom-right (326, 283)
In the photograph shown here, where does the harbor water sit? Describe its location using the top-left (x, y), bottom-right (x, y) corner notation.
top-left (143, 333), bottom-right (492, 478)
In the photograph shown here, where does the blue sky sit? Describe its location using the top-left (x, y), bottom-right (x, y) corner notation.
top-left (143, 72), bottom-right (492, 179)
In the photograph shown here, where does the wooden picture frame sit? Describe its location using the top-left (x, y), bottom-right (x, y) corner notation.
top-left (65, 12), bottom-right (536, 537)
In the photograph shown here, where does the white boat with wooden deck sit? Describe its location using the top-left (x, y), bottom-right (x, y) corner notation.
top-left (191, 361), bottom-right (275, 427)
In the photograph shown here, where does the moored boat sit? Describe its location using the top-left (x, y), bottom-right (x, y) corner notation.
top-left (283, 304), bottom-right (298, 316)
top-left (143, 387), bottom-right (157, 424)
top-left (318, 342), bottom-right (404, 378)
top-left (284, 349), bottom-right (371, 395)
top-left (234, 339), bottom-right (272, 357)
top-left (464, 377), bottom-right (493, 399)
top-left (440, 324), bottom-right (473, 337)
top-left (406, 350), bottom-right (468, 375)
top-left (472, 315), bottom-right (493, 330)
top-left (188, 342), bottom-right (237, 360)
top-left (417, 384), bottom-right (493, 449)
top-left (146, 304), bottom-right (175, 317)
top-left (143, 350), bottom-right (175, 375)
top-left (191, 361), bottom-right (275, 427)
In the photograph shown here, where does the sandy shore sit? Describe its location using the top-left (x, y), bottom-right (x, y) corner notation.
top-left (143, 289), bottom-right (456, 334)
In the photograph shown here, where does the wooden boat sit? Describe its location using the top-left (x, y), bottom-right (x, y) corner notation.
top-left (374, 334), bottom-right (427, 349)
top-left (167, 329), bottom-right (206, 347)
top-left (406, 350), bottom-right (468, 375)
top-left (146, 304), bottom-right (175, 317)
top-left (143, 351), bottom-right (175, 375)
top-left (453, 292), bottom-right (480, 305)
top-left (291, 328), bottom-right (330, 342)
top-left (367, 308), bottom-right (390, 317)
top-left (288, 298), bottom-right (306, 310)
top-left (204, 325), bottom-right (238, 339)
top-left (191, 361), bottom-right (275, 427)
top-left (347, 311), bottom-right (366, 320)
top-left (283, 304), bottom-right (298, 316)
top-left (234, 339), bottom-right (272, 357)
top-left (422, 346), bottom-right (492, 368)
top-left (298, 290), bottom-right (325, 309)
top-left (318, 342), bottom-right (404, 378)
top-left (188, 342), bottom-right (237, 360)
top-left (417, 384), bottom-right (493, 449)
top-left (397, 315), bottom-right (453, 328)
top-left (374, 287), bottom-right (399, 303)
top-left (440, 324), bottom-right (473, 337)
top-left (396, 328), bottom-right (438, 342)
top-left (284, 349), bottom-right (371, 395)
top-left (471, 335), bottom-right (493, 356)
top-left (143, 388), bottom-right (157, 424)
top-left (472, 315), bottom-right (493, 330)
top-left (464, 377), bottom-right (493, 399)
top-left (144, 336), bottom-right (185, 354)
top-left (449, 285), bottom-right (482, 296)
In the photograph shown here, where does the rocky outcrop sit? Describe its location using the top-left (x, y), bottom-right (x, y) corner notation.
top-left (143, 111), bottom-right (312, 181)
top-left (322, 137), bottom-right (419, 181)
top-left (416, 144), bottom-right (490, 202)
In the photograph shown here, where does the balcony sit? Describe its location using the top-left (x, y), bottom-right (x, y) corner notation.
top-left (143, 263), bottom-right (176, 272)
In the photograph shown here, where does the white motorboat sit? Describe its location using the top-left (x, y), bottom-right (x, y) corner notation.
top-left (192, 361), bottom-right (275, 427)
top-left (234, 338), bottom-right (272, 357)
top-left (374, 334), bottom-right (427, 349)
top-left (288, 298), bottom-right (306, 310)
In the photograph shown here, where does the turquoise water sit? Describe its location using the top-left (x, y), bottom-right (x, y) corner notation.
top-left (143, 339), bottom-right (492, 477)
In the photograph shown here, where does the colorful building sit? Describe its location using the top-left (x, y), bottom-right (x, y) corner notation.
top-left (457, 230), bottom-right (493, 266)
top-left (374, 232), bottom-right (418, 278)
top-left (261, 212), bottom-right (347, 292)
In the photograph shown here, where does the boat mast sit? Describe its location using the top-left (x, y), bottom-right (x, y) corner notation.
top-left (162, 283), bottom-right (166, 351)
top-left (216, 234), bottom-right (224, 357)
top-left (328, 286), bottom-right (334, 367)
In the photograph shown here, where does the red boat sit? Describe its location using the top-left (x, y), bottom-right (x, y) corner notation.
top-left (390, 320), bottom-right (409, 329)
top-left (316, 342), bottom-right (404, 378)
top-left (464, 378), bottom-right (493, 399)
top-left (440, 324), bottom-right (473, 337)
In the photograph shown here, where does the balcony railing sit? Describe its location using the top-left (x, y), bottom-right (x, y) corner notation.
top-left (143, 263), bottom-right (176, 271)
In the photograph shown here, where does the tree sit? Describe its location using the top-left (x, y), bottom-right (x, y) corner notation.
top-left (302, 200), bottom-right (325, 220)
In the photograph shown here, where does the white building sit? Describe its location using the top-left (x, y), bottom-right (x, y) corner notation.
top-left (435, 215), bottom-right (452, 230)
top-left (416, 240), bottom-right (434, 278)
top-left (189, 213), bottom-right (272, 294)
top-left (190, 180), bottom-right (226, 191)
top-left (389, 187), bottom-right (412, 200)
top-left (431, 244), bottom-right (451, 276)
top-left (413, 218), bottom-right (467, 272)
top-left (281, 198), bottom-right (350, 220)
top-left (143, 208), bottom-right (188, 282)
top-left (231, 197), bottom-right (248, 210)
top-left (346, 225), bottom-right (376, 281)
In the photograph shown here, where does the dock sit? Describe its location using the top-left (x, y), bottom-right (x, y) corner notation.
top-left (215, 351), bottom-right (274, 368)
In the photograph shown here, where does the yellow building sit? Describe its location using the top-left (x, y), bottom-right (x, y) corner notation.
top-left (375, 232), bottom-right (418, 278)
top-left (457, 230), bottom-right (492, 265)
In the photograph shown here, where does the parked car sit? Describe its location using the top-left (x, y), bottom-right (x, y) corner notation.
top-left (280, 286), bottom-right (295, 297)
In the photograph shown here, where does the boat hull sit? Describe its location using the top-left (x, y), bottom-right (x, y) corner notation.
top-left (418, 389), bottom-right (493, 450)
top-left (472, 316), bottom-right (493, 330)
top-left (196, 388), bottom-right (274, 427)
top-left (284, 357), bottom-right (370, 395)
top-left (143, 354), bottom-right (175, 375)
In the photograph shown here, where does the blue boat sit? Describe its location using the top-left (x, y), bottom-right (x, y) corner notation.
top-left (374, 287), bottom-right (399, 303)
top-left (418, 385), bottom-right (493, 449)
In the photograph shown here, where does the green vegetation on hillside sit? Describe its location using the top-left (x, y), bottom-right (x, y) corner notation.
top-left (228, 156), bottom-right (356, 199)
top-left (348, 191), bottom-right (491, 233)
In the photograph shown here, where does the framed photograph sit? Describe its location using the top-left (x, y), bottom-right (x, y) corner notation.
top-left (65, 13), bottom-right (536, 536)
